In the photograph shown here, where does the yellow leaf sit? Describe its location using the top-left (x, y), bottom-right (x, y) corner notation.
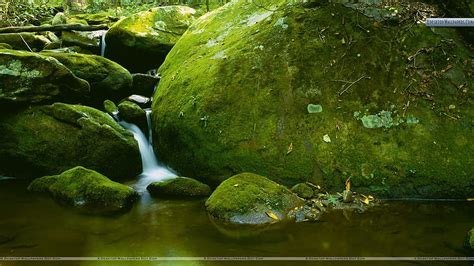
top-left (287, 143), bottom-right (293, 155)
top-left (266, 211), bottom-right (280, 221)
top-left (361, 197), bottom-right (369, 205)
top-left (345, 178), bottom-right (351, 191)
top-left (368, 195), bottom-right (374, 200)
top-left (467, 198), bottom-right (474, 201)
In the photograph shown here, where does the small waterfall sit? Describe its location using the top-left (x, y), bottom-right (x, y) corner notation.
top-left (118, 118), bottom-right (176, 192)
top-left (100, 33), bottom-right (107, 57)
top-left (145, 109), bottom-right (153, 145)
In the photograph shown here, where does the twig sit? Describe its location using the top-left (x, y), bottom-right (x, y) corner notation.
top-left (336, 75), bottom-right (371, 96)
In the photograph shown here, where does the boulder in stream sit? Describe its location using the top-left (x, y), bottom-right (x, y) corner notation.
top-left (147, 177), bottom-right (211, 198)
top-left (152, 0), bottom-right (474, 198)
top-left (118, 100), bottom-right (146, 130)
top-left (205, 173), bottom-right (304, 225)
top-left (105, 6), bottom-right (196, 72)
top-left (0, 103), bottom-right (141, 180)
top-left (28, 166), bottom-right (138, 214)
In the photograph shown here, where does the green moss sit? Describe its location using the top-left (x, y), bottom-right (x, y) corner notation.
top-left (40, 51), bottom-right (132, 106)
top-left (0, 49), bottom-right (90, 104)
top-left (28, 166), bottom-right (138, 213)
top-left (147, 177), bottom-right (211, 198)
top-left (105, 6), bottom-right (196, 72)
top-left (0, 43), bottom-right (12, 49)
top-left (104, 99), bottom-right (118, 115)
top-left (152, 0), bottom-right (473, 198)
top-left (205, 173), bottom-right (304, 224)
top-left (0, 103), bottom-right (141, 180)
top-left (466, 228), bottom-right (474, 251)
top-left (118, 101), bottom-right (146, 129)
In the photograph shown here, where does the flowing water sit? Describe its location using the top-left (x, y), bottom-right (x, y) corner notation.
top-left (100, 33), bottom-right (106, 57)
top-left (0, 179), bottom-right (472, 266)
top-left (118, 118), bottom-right (176, 192)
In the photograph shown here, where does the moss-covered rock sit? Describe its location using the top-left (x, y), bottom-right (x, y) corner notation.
top-left (118, 101), bottom-right (146, 129)
top-left (71, 12), bottom-right (118, 26)
top-left (105, 6), bottom-right (196, 72)
top-left (0, 49), bottom-right (90, 105)
top-left (291, 183), bottom-right (314, 199)
top-left (205, 173), bottom-right (304, 224)
top-left (40, 51), bottom-right (133, 105)
top-left (152, 0), bottom-right (474, 198)
top-left (28, 166), bottom-right (138, 213)
top-left (103, 99), bottom-right (118, 115)
top-left (52, 12), bottom-right (67, 25)
top-left (0, 103), bottom-right (141, 180)
top-left (466, 228), bottom-right (474, 251)
top-left (147, 177), bottom-right (211, 198)
top-left (0, 33), bottom-right (50, 51)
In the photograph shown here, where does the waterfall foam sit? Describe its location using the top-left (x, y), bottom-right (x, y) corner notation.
top-left (119, 119), bottom-right (176, 192)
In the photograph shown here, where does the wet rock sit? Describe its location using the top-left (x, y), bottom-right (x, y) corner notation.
top-left (0, 33), bottom-right (50, 51)
top-left (118, 101), bottom-right (146, 129)
top-left (152, 0), bottom-right (474, 198)
top-left (40, 51), bottom-right (133, 105)
top-left (291, 183), bottom-right (314, 199)
top-left (205, 173), bottom-right (304, 225)
top-left (126, 95), bottom-right (151, 108)
top-left (0, 49), bottom-right (89, 105)
top-left (71, 12), bottom-right (118, 25)
top-left (147, 177), bottom-right (211, 198)
top-left (28, 166), bottom-right (138, 214)
top-left (105, 6), bottom-right (196, 72)
top-left (0, 103), bottom-right (141, 180)
top-left (132, 73), bottom-right (160, 97)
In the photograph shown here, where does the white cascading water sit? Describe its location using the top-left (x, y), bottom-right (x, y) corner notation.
top-left (100, 33), bottom-right (107, 57)
top-left (118, 110), bottom-right (176, 192)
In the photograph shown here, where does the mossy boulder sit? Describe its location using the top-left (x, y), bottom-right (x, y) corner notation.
top-left (118, 101), bottom-right (146, 129)
top-left (0, 33), bottom-right (50, 51)
top-left (147, 177), bottom-right (211, 198)
top-left (0, 103), bottom-right (141, 180)
top-left (291, 183), bottom-right (314, 199)
top-left (28, 166), bottom-right (138, 213)
top-left (152, 0), bottom-right (474, 198)
top-left (40, 51), bottom-right (133, 105)
top-left (105, 6), bottom-right (196, 72)
top-left (52, 12), bottom-right (67, 25)
top-left (0, 49), bottom-right (90, 105)
top-left (205, 173), bottom-right (304, 224)
top-left (71, 12), bottom-right (118, 26)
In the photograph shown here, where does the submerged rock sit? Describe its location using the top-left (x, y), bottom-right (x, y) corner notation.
top-left (105, 6), bottom-right (196, 72)
top-left (152, 0), bottom-right (474, 198)
top-left (0, 49), bottom-right (90, 105)
top-left (205, 173), bottom-right (304, 225)
top-left (40, 51), bottom-right (133, 105)
top-left (118, 101), bottom-right (146, 129)
top-left (147, 177), bottom-right (211, 198)
top-left (28, 166), bottom-right (138, 213)
top-left (0, 103), bottom-right (141, 180)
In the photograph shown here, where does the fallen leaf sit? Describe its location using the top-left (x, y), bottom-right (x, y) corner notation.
top-left (345, 178), bottom-right (351, 191)
top-left (266, 211), bottom-right (280, 221)
top-left (287, 143), bottom-right (293, 155)
top-left (361, 197), bottom-right (370, 205)
top-left (233, 184), bottom-right (239, 187)
top-left (467, 198), bottom-right (474, 201)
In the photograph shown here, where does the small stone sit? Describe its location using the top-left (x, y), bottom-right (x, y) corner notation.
top-left (342, 190), bottom-right (353, 203)
top-left (291, 183), bottom-right (314, 199)
top-left (307, 104), bottom-right (323, 113)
